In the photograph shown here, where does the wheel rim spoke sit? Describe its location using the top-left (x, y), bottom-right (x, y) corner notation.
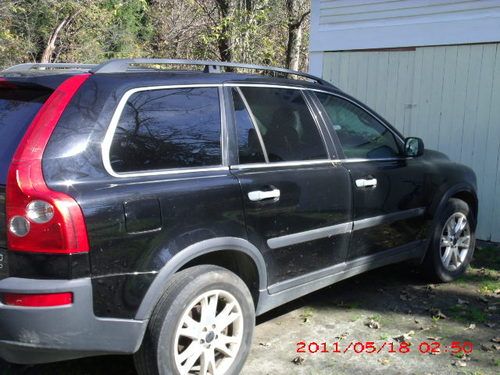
top-left (200, 349), bottom-right (216, 375)
top-left (454, 216), bottom-right (467, 236)
top-left (201, 292), bottom-right (219, 324)
top-left (442, 246), bottom-right (453, 267)
top-left (214, 302), bottom-right (237, 330)
top-left (450, 248), bottom-right (459, 268)
top-left (178, 342), bottom-right (202, 372)
top-left (179, 315), bottom-right (202, 340)
top-left (457, 235), bottom-right (470, 248)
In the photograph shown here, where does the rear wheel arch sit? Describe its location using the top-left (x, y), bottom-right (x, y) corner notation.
top-left (135, 237), bottom-right (267, 321)
top-left (179, 250), bottom-right (261, 307)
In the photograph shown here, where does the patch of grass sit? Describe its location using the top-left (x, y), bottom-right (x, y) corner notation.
top-left (369, 314), bottom-right (382, 322)
top-left (431, 316), bottom-right (441, 323)
top-left (337, 301), bottom-right (361, 310)
top-left (479, 280), bottom-right (500, 294)
top-left (447, 305), bottom-right (488, 323)
top-left (379, 333), bottom-right (389, 340)
top-left (299, 307), bottom-right (314, 322)
top-left (350, 314), bottom-right (362, 322)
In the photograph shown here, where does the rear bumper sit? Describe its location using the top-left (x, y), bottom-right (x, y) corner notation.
top-left (0, 277), bottom-right (147, 364)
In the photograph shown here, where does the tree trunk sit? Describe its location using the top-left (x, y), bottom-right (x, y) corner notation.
top-left (285, 0), bottom-right (309, 71)
top-left (215, 0), bottom-right (232, 63)
top-left (40, 17), bottom-right (70, 63)
top-left (286, 21), bottom-right (302, 71)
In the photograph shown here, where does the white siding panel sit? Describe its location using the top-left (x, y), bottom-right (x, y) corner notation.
top-left (322, 43), bottom-right (500, 241)
top-left (310, 0), bottom-right (500, 51)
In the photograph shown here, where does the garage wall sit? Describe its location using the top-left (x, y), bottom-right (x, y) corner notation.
top-left (322, 44), bottom-right (500, 242)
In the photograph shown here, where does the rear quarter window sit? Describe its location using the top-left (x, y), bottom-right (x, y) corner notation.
top-left (109, 87), bottom-right (222, 173)
top-left (0, 84), bottom-right (52, 184)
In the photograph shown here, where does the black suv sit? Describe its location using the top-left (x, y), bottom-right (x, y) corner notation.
top-left (0, 59), bottom-right (477, 374)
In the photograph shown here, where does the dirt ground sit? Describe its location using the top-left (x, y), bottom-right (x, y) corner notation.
top-left (1, 242), bottom-right (499, 375)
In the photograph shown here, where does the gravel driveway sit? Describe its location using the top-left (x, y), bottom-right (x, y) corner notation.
top-left (2, 243), bottom-right (499, 375)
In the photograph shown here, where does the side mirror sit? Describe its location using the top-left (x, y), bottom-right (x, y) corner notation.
top-left (404, 137), bottom-right (424, 157)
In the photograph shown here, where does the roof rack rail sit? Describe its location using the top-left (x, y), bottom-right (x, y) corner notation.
top-left (91, 58), bottom-right (332, 86)
top-left (3, 63), bottom-right (98, 73)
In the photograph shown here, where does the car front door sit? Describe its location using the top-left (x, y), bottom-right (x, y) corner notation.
top-left (226, 85), bottom-right (352, 292)
top-left (313, 91), bottom-right (430, 262)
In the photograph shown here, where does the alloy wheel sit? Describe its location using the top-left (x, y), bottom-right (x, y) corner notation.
top-left (440, 212), bottom-right (471, 271)
top-left (173, 289), bottom-right (244, 375)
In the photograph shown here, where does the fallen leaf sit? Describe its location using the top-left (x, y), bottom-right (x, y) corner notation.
top-left (366, 319), bottom-right (380, 329)
top-left (494, 289), bottom-right (500, 295)
top-left (492, 337), bottom-right (500, 343)
top-left (480, 344), bottom-right (492, 352)
top-left (486, 305), bottom-right (497, 311)
top-left (466, 323), bottom-right (476, 330)
top-left (478, 296), bottom-right (489, 303)
top-left (430, 308), bottom-right (447, 320)
top-left (378, 358), bottom-right (390, 365)
top-left (291, 356), bottom-right (305, 365)
top-left (492, 344), bottom-right (500, 351)
top-left (452, 360), bottom-right (467, 367)
top-left (427, 336), bottom-right (442, 341)
top-left (457, 298), bottom-right (469, 305)
top-left (335, 332), bottom-right (349, 340)
top-left (259, 342), bottom-right (271, 348)
top-left (485, 322), bottom-right (496, 328)
top-left (394, 331), bottom-right (414, 343)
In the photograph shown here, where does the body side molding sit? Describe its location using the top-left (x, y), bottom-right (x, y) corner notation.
top-left (266, 207), bottom-right (426, 250)
top-left (135, 237), bottom-right (268, 320)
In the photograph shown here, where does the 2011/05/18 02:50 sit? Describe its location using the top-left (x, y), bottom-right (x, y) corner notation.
top-left (296, 341), bottom-right (474, 355)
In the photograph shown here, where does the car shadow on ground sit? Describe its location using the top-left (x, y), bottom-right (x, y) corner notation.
top-left (1, 243), bottom-right (498, 375)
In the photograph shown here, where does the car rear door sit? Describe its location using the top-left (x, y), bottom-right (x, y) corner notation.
top-left (225, 85), bottom-right (352, 292)
top-left (313, 91), bottom-right (429, 262)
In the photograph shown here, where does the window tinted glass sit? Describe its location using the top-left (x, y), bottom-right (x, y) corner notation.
top-left (240, 87), bottom-right (327, 162)
top-left (110, 87), bottom-right (221, 172)
top-left (0, 86), bottom-right (52, 184)
top-left (231, 88), bottom-right (266, 164)
top-left (316, 93), bottom-right (400, 159)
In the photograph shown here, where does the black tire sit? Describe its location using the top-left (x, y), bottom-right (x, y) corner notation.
top-left (134, 265), bottom-right (255, 375)
top-left (422, 198), bottom-right (476, 282)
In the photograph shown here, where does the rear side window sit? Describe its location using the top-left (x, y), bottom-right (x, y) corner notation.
top-left (0, 84), bottom-right (52, 184)
top-left (239, 87), bottom-right (327, 162)
top-left (109, 87), bottom-right (222, 173)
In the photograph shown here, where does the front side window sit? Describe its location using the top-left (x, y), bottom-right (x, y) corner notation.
top-left (110, 87), bottom-right (221, 173)
top-left (239, 87), bottom-right (328, 162)
top-left (316, 92), bottom-right (401, 159)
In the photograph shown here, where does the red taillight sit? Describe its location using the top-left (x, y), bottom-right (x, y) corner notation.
top-left (3, 292), bottom-right (73, 307)
top-left (6, 74), bottom-right (91, 254)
